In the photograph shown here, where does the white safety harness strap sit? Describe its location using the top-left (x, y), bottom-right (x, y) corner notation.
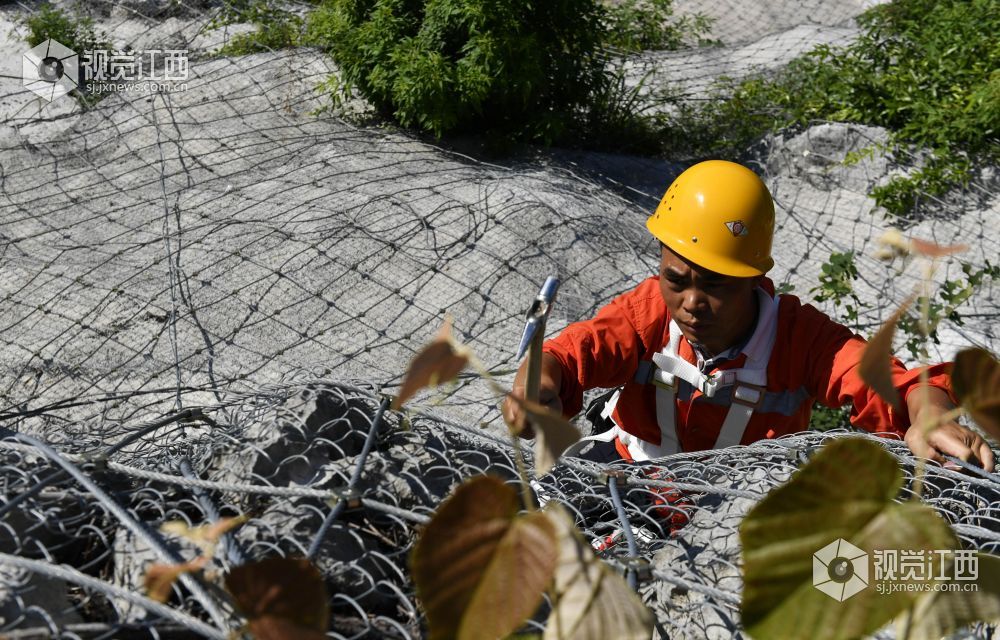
top-left (712, 291), bottom-right (780, 448)
top-left (566, 289), bottom-right (781, 462)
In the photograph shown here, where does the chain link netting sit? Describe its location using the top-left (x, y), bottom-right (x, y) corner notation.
top-left (1, 0), bottom-right (998, 637)
top-left (2, 382), bottom-right (1000, 638)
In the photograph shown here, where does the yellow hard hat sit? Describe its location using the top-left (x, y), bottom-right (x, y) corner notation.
top-left (646, 160), bottom-right (774, 277)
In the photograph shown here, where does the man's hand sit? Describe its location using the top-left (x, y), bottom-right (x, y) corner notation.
top-left (904, 385), bottom-right (995, 473)
top-left (502, 352), bottom-right (564, 439)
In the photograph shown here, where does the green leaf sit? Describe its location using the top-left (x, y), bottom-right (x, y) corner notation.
top-left (952, 347), bottom-right (1000, 440)
top-left (412, 476), bottom-right (558, 640)
top-left (905, 552), bottom-right (1000, 640)
top-left (741, 437), bottom-right (957, 640)
top-left (224, 557), bottom-right (329, 638)
top-left (544, 504), bottom-right (653, 640)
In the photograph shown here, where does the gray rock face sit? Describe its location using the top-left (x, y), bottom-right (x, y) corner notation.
top-left (673, 0), bottom-right (882, 46)
top-left (627, 25), bottom-right (861, 115)
top-left (110, 524), bottom-right (209, 623)
top-left (111, 528), bottom-right (156, 622)
top-left (766, 123), bottom-right (891, 193)
top-left (644, 466), bottom-right (786, 639)
top-left (208, 387), bottom-right (375, 492)
top-left (109, 0), bottom-right (161, 20)
top-left (232, 498), bottom-right (406, 618)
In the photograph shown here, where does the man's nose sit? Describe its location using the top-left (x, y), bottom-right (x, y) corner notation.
top-left (682, 288), bottom-right (709, 314)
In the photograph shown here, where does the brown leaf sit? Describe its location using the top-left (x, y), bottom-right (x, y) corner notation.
top-left (143, 557), bottom-right (207, 603)
top-left (952, 348), bottom-right (1000, 440)
top-left (859, 298), bottom-right (913, 412)
top-left (506, 395), bottom-right (580, 475)
top-left (411, 475), bottom-right (558, 640)
top-left (393, 318), bottom-right (469, 410)
top-left (225, 558), bottom-right (329, 633)
top-left (160, 515), bottom-right (249, 556)
top-left (544, 504), bottom-right (653, 640)
top-left (910, 238), bottom-right (968, 258)
top-left (248, 615), bottom-right (329, 640)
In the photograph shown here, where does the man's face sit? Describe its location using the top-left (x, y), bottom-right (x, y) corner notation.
top-left (658, 245), bottom-right (762, 355)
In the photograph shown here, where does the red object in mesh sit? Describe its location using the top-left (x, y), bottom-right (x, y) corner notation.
top-left (644, 466), bottom-right (692, 533)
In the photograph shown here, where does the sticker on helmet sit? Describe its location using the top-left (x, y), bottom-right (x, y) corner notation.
top-left (725, 220), bottom-right (748, 237)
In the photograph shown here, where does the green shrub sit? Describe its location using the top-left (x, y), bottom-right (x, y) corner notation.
top-left (305, 0), bottom-right (608, 141)
top-left (25, 3), bottom-right (103, 52)
top-left (808, 403), bottom-right (851, 431)
top-left (810, 251), bottom-right (861, 327)
top-left (671, 0), bottom-right (999, 216)
top-left (203, 0), bottom-right (711, 148)
top-left (602, 0), bottom-right (714, 53)
top-left (896, 261), bottom-right (1000, 360)
top-left (211, 1), bottom-right (304, 55)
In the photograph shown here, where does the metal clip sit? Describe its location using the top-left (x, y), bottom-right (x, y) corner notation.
top-left (602, 469), bottom-right (628, 488)
top-left (625, 556), bottom-right (653, 582)
top-left (333, 487), bottom-right (363, 511)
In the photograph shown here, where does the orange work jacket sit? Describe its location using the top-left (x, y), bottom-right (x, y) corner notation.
top-left (543, 277), bottom-right (953, 455)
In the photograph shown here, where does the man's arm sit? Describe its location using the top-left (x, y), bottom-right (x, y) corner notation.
top-left (904, 384), bottom-right (995, 472)
top-left (797, 301), bottom-right (994, 471)
top-left (502, 353), bottom-right (563, 439)
top-left (501, 278), bottom-right (659, 438)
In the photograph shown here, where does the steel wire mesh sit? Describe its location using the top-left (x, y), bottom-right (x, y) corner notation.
top-left (2, 382), bottom-right (1000, 638)
top-left (1, 0), bottom-right (998, 637)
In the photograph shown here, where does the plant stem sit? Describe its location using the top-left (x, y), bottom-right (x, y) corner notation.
top-left (899, 605), bottom-right (915, 640)
top-left (464, 348), bottom-right (537, 511)
top-left (912, 260), bottom-right (936, 499)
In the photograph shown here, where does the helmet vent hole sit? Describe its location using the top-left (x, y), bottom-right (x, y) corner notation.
top-left (692, 236), bottom-right (698, 243)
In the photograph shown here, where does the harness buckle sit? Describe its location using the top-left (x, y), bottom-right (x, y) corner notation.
top-left (731, 382), bottom-right (767, 409)
top-left (701, 373), bottom-right (721, 398)
top-left (651, 373), bottom-right (679, 392)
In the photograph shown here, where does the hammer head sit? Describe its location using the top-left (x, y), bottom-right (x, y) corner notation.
top-left (516, 276), bottom-right (560, 360)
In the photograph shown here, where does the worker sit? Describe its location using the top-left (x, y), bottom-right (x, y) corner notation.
top-left (503, 160), bottom-right (995, 472)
